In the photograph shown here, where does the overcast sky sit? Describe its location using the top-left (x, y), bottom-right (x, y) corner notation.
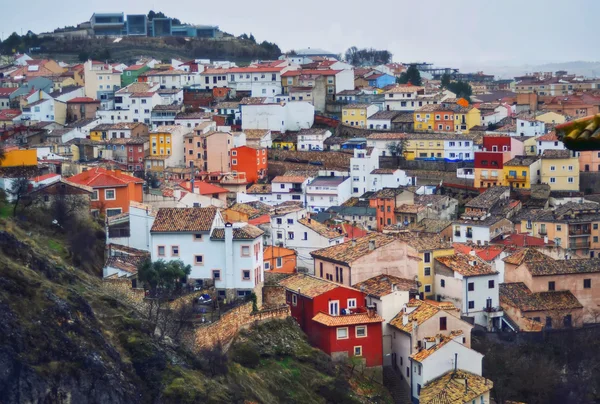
top-left (3, 0), bottom-right (599, 71)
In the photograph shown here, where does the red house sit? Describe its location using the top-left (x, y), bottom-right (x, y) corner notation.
top-left (279, 274), bottom-right (384, 368)
top-left (126, 137), bottom-right (148, 172)
top-left (230, 145), bottom-right (267, 184)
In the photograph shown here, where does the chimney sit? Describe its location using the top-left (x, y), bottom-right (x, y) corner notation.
top-left (114, 169), bottom-right (121, 176)
top-left (435, 335), bottom-right (441, 345)
top-left (544, 235), bottom-right (548, 244)
top-left (402, 313), bottom-right (409, 326)
top-left (424, 338), bottom-right (435, 349)
top-left (352, 239), bottom-right (356, 247)
top-left (369, 240), bottom-right (376, 251)
top-left (367, 306), bottom-right (375, 318)
top-left (469, 249), bottom-right (476, 257)
top-left (391, 283), bottom-right (396, 293)
top-left (224, 223), bottom-right (234, 287)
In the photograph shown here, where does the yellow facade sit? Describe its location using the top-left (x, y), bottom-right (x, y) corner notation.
top-left (420, 248), bottom-right (455, 298)
top-left (522, 137), bottom-right (537, 155)
top-left (403, 137), bottom-right (445, 160)
top-left (414, 111), bottom-right (436, 132)
top-left (541, 157), bottom-right (580, 191)
top-left (503, 164), bottom-right (533, 189)
top-left (454, 108), bottom-right (481, 133)
top-left (536, 111), bottom-right (566, 126)
top-left (0, 149), bottom-right (37, 167)
top-left (272, 140), bottom-right (296, 151)
top-left (149, 132), bottom-right (172, 157)
top-left (342, 106), bottom-right (368, 127)
top-left (89, 130), bottom-right (104, 142)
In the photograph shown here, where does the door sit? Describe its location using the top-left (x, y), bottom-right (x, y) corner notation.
top-left (329, 300), bottom-right (339, 316)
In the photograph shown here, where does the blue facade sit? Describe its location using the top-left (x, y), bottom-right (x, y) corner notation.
top-left (368, 74), bottom-right (397, 89)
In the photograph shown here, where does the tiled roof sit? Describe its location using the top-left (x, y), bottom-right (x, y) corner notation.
top-left (310, 233), bottom-right (397, 265)
top-left (453, 243), bottom-right (504, 262)
top-left (244, 129), bottom-right (270, 139)
top-left (419, 370), bottom-right (493, 404)
top-left (394, 204), bottom-right (425, 214)
top-left (353, 274), bottom-right (418, 298)
top-left (385, 85), bottom-right (425, 94)
top-left (367, 132), bottom-right (408, 140)
top-left (500, 283), bottom-right (583, 312)
top-left (394, 233), bottom-right (452, 252)
top-left (527, 257), bottom-right (600, 276)
top-left (465, 187), bottom-right (509, 209)
top-left (368, 110), bottom-right (402, 120)
top-left (0, 87), bottom-right (18, 97)
top-left (312, 311), bottom-right (383, 327)
top-left (504, 155), bottom-right (540, 166)
top-left (272, 175), bottom-right (307, 184)
top-left (66, 97), bottom-right (99, 103)
top-left (67, 167), bottom-right (143, 188)
top-left (536, 131), bottom-right (559, 141)
top-left (279, 274), bottom-right (348, 298)
top-left (247, 183), bottom-right (272, 194)
top-left (210, 224), bottom-right (264, 240)
top-left (150, 207), bottom-right (217, 233)
top-left (435, 253), bottom-right (498, 277)
top-left (494, 234), bottom-right (553, 247)
top-left (298, 218), bottom-right (342, 239)
top-left (410, 332), bottom-right (463, 362)
top-left (214, 101), bottom-right (240, 109)
top-left (239, 97), bottom-right (266, 105)
top-left (105, 255), bottom-right (146, 274)
top-left (414, 218), bottom-right (453, 234)
top-left (390, 299), bottom-right (458, 333)
top-left (369, 187), bottom-right (408, 199)
top-left (0, 109), bottom-right (22, 120)
top-left (541, 149), bottom-right (572, 159)
top-left (502, 248), bottom-right (553, 265)
top-left (371, 168), bottom-right (398, 174)
top-left (91, 122), bottom-right (144, 131)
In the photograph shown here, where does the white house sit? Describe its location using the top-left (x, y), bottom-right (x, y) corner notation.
top-left (536, 131), bottom-right (567, 156)
top-left (22, 98), bottom-right (54, 122)
top-left (199, 68), bottom-right (229, 90)
top-left (150, 207), bottom-right (264, 298)
top-left (444, 138), bottom-right (478, 161)
top-left (270, 206), bottom-right (343, 272)
top-left (435, 253), bottom-right (502, 329)
top-left (241, 98), bottom-right (315, 132)
top-left (452, 216), bottom-right (513, 245)
top-left (227, 66), bottom-right (286, 96)
top-left (271, 175), bottom-right (312, 204)
top-left (296, 128), bottom-right (332, 151)
top-left (305, 176), bottom-right (352, 212)
top-left (384, 85), bottom-right (426, 112)
top-left (366, 133), bottom-right (407, 157)
top-left (516, 117), bottom-right (546, 137)
top-left (480, 103), bottom-right (510, 126)
top-left (145, 70), bottom-right (202, 90)
top-left (106, 202), bottom-right (156, 252)
top-left (351, 147), bottom-right (410, 196)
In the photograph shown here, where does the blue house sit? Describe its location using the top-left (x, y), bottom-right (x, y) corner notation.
top-left (367, 73), bottom-right (396, 89)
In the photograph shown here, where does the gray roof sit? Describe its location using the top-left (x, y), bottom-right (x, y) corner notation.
top-left (295, 48), bottom-right (336, 56)
top-left (308, 176), bottom-right (348, 187)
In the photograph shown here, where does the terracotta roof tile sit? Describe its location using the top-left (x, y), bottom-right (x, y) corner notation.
top-left (390, 299), bottom-right (458, 333)
top-left (312, 311), bottom-right (383, 327)
top-left (279, 274), bottom-right (355, 298)
top-left (247, 183), bottom-right (272, 194)
top-left (298, 217), bottom-right (343, 239)
top-left (419, 370), bottom-right (493, 404)
top-left (67, 167), bottom-right (143, 188)
top-left (410, 333), bottom-right (463, 362)
top-left (435, 253), bottom-right (498, 277)
top-left (353, 274), bottom-right (418, 298)
top-left (541, 149), bottom-right (572, 159)
top-left (272, 175), bottom-right (307, 183)
top-left (310, 233), bottom-right (397, 265)
top-left (210, 224), bottom-right (264, 240)
top-left (394, 233), bottom-right (453, 252)
top-left (151, 207), bottom-right (217, 233)
top-left (500, 282), bottom-right (583, 312)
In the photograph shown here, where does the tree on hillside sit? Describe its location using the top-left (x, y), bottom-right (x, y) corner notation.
top-left (397, 65), bottom-right (422, 86)
top-left (138, 259), bottom-right (191, 297)
top-left (8, 176), bottom-right (30, 216)
top-left (344, 46), bottom-right (392, 66)
top-left (147, 10), bottom-right (181, 25)
top-left (441, 73), bottom-right (451, 88)
top-left (446, 80), bottom-right (473, 102)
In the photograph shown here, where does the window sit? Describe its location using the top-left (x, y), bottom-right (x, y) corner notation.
top-left (594, 223), bottom-right (599, 230)
top-left (424, 252), bottom-right (431, 263)
top-left (291, 293), bottom-right (297, 305)
top-left (488, 280), bottom-right (495, 289)
top-left (194, 255), bottom-right (204, 265)
top-left (468, 282), bottom-right (475, 291)
top-left (556, 225), bottom-right (562, 232)
top-left (354, 346), bottom-right (362, 356)
top-left (287, 218), bottom-right (293, 224)
top-left (171, 246), bottom-right (179, 256)
top-left (424, 285), bottom-right (431, 293)
top-left (584, 279), bottom-right (591, 289)
top-left (548, 281), bottom-right (555, 291)
top-left (194, 234), bottom-right (203, 241)
top-left (91, 190), bottom-right (99, 201)
top-left (288, 231), bottom-right (294, 240)
top-left (157, 246), bottom-right (165, 256)
top-left (440, 316), bottom-right (447, 331)
top-left (105, 189), bottom-right (116, 200)
top-left (355, 326), bottom-right (367, 338)
top-left (568, 177), bottom-right (574, 183)
top-left (468, 301), bottom-right (475, 309)
top-left (336, 327), bottom-right (348, 339)
top-left (276, 257), bottom-right (283, 268)
top-left (550, 177), bottom-right (556, 183)
top-left (329, 300), bottom-right (339, 316)
top-left (212, 270), bottom-right (221, 280)
top-left (242, 270), bottom-right (251, 280)
top-left (440, 279), bottom-right (445, 288)
top-left (424, 267), bottom-right (431, 276)
top-left (241, 246), bottom-right (250, 256)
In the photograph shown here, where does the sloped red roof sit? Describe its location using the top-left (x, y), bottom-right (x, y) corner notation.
top-left (67, 97), bottom-right (100, 104)
top-left (0, 109), bottom-right (22, 120)
top-left (453, 243), bottom-right (504, 262)
top-left (494, 233), bottom-right (554, 247)
top-left (178, 181), bottom-right (229, 195)
top-left (68, 167), bottom-right (143, 188)
top-left (30, 173), bottom-right (60, 183)
top-left (0, 87), bottom-right (18, 97)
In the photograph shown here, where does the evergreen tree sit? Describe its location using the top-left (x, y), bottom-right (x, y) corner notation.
top-left (397, 65), bottom-right (422, 86)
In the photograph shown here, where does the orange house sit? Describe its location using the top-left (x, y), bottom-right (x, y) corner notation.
top-left (230, 146), bottom-right (268, 184)
top-left (368, 187), bottom-right (415, 231)
top-left (264, 246), bottom-right (297, 274)
top-left (67, 167), bottom-right (143, 217)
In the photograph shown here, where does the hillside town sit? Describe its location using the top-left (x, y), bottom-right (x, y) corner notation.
top-left (3, 13), bottom-right (600, 404)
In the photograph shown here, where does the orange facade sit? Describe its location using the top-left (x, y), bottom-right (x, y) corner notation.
top-left (264, 246), bottom-right (297, 274)
top-left (230, 146), bottom-right (268, 183)
top-left (369, 197), bottom-right (397, 231)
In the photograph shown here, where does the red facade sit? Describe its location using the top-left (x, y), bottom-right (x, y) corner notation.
top-left (286, 285), bottom-right (383, 367)
top-left (370, 197), bottom-right (396, 231)
top-left (482, 136), bottom-right (511, 152)
top-left (475, 151), bottom-right (504, 170)
top-left (127, 141), bottom-right (147, 172)
top-left (231, 146), bottom-right (267, 183)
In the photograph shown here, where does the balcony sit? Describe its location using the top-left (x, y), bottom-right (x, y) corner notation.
top-left (569, 227), bottom-right (591, 236)
top-left (505, 174), bottom-right (527, 182)
top-left (483, 306), bottom-right (504, 318)
top-left (538, 228), bottom-right (547, 235)
top-left (480, 175), bottom-right (499, 182)
top-left (569, 239), bottom-right (590, 249)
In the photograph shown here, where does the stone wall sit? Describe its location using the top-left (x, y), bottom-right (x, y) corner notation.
top-left (185, 302), bottom-right (290, 352)
top-left (102, 278), bottom-right (145, 303)
top-left (262, 284), bottom-right (287, 308)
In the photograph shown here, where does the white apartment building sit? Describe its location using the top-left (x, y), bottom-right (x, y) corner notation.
top-left (383, 85), bottom-right (426, 111)
top-left (241, 98), bottom-right (315, 132)
top-left (351, 148), bottom-right (410, 196)
top-left (83, 60), bottom-right (121, 109)
top-left (271, 175), bottom-right (312, 205)
top-left (296, 128), bottom-right (332, 151)
top-left (516, 118), bottom-right (546, 137)
top-left (150, 208), bottom-right (264, 298)
top-left (305, 176), bottom-right (352, 212)
top-left (444, 138), bottom-right (478, 161)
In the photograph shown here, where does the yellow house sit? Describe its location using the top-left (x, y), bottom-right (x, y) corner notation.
top-left (396, 233), bottom-right (454, 299)
top-left (502, 155), bottom-right (542, 190)
top-left (540, 150), bottom-right (580, 191)
top-left (342, 104), bottom-right (377, 128)
top-left (0, 149), bottom-right (37, 167)
top-left (403, 134), bottom-right (445, 160)
top-left (536, 111), bottom-right (567, 126)
top-left (149, 131), bottom-right (172, 157)
top-left (455, 107), bottom-right (481, 133)
top-left (414, 105), bottom-right (436, 132)
top-left (522, 137), bottom-right (537, 155)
